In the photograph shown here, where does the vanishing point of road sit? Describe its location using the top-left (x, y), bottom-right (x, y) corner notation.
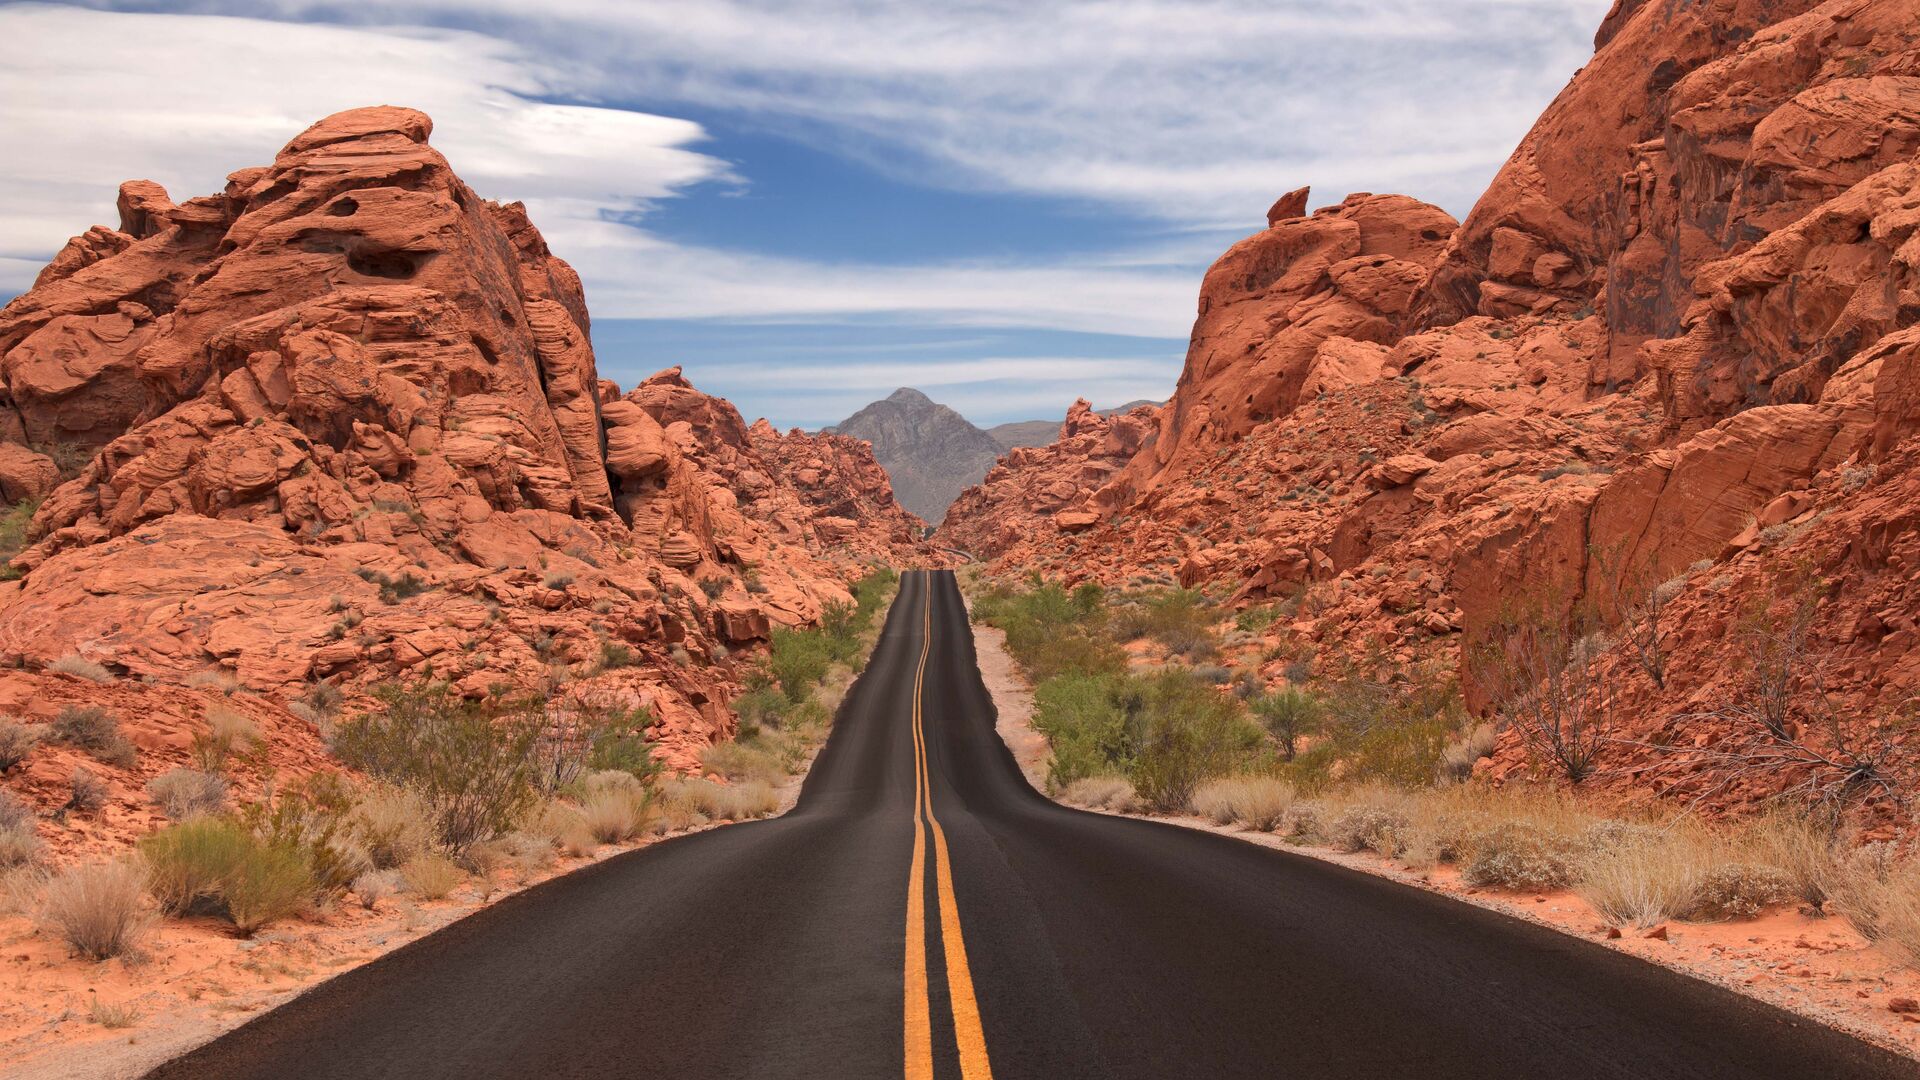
top-left (147, 570), bottom-right (1920, 1079)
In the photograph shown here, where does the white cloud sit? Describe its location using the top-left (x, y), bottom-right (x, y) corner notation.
top-left (0, 3), bottom-right (1202, 337)
top-left (176, 0), bottom-right (1614, 221)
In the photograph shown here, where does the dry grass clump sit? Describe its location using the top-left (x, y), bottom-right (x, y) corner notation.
top-left (39, 861), bottom-right (151, 959)
top-left (352, 870), bottom-right (398, 910)
top-left (1738, 809), bottom-right (1838, 914)
top-left (701, 741), bottom-right (786, 786)
top-left (1575, 826), bottom-right (1712, 929)
top-left (88, 996), bottom-right (140, 1029)
top-left (49, 654), bottom-right (113, 683)
top-left (525, 799), bottom-right (597, 856)
top-left (65, 767), bottom-right (107, 816)
top-left (1059, 775), bottom-right (1139, 812)
top-left (192, 706), bottom-right (263, 773)
top-left (660, 777), bottom-right (778, 824)
top-left (1829, 847), bottom-right (1920, 967)
top-left (0, 717), bottom-right (42, 771)
top-left (146, 768), bottom-right (229, 820)
top-left (1188, 776), bottom-right (1295, 831)
top-left (0, 790), bottom-right (43, 868)
top-left (346, 784), bottom-right (433, 870)
top-left (579, 771), bottom-right (656, 843)
top-left (51, 706), bottom-right (136, 768)
top-left (400, 852), bottom-right (463, 899)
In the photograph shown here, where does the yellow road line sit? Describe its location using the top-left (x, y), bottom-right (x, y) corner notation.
top-left (903, 571), bottom-right (995, 1080)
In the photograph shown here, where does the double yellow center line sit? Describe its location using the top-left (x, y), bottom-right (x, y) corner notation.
top-left (904, 573), bottom-right (995, 1080)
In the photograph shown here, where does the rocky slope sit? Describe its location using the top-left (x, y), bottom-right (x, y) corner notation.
top-left (0, 106), bottom-right (926, 855)
top-left (826, 387), bottom-right (998, 524)
top-left (939, 0), bottom-right (1920, 815)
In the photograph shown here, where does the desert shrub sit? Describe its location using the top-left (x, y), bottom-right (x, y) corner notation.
top-left (661, 777), bottom-right (778, 824)
top-left (51, 706), bottom-right (136, 768)
top-left (141, 816), bottom-right (252, 915)
top-left (580, 781), bottom-right (655, 843)
top-left (347, 784), bottom-right (433, 870)
top-left (39, 861), bottom-right (150, 959)
top-left (64, 768), bottom-right (107, 816)
top-left (709, 780), bottom-right (779, 820)
top-left (733, 686), bottom-right (789, 732)
top-left (332, 681), bottom-right (542, 850)
top-left (146, 768), bottom-right (229, 820)
top-left (1829, 848), bottom-right (1920, 967)
top-left (0, 718), bottom-right (42, 771)
top-left (596, 639), bottom-right (638, 672)
top-left (191, 706), bottom-right (263, 773)
top-left (1233, 606), bottom-right (1278, 634)
top-left (702, 740), bottom-right (786, 786)
top-left (1461, 822), bottom-right (1582, 891)
top-left (242, 775), bottom-right (366, 902)
top-left (1324, 796), bottom-right (1410, 856)
top-left (0, 792), bottom-right (42, 867)
top-left (1687, 864), bottom-right (1797, 920)
top-left (88, 996), bottom-right (139, 1029)
top-left (1575, 829), bottom-right (1710, 928)
top-left (1031, 672), bottom-right (1144, 790)
top-left (49, 654), bottom-right (113, 682)
top-left (1189, 776), bottom-right (1295, 831)
top-left (0, 788), bottom-right (31, 832)
top-left (1739, 809), bottom-right (1838, 913)
top-left (352, 870), bottom-right (398, 910)
top-left (531, 694), bottom-right (659, 793)
top-left (1249, 687), bottom-right (1322, 761)
top-left (223, 841), bottom-right (316, 934)
top-left (1059, 775), bottom-right (1138, 812)
top-left (769, 628), bottom-right (832, 703)
top-left (526, 799), bottom-right (596, 855)
top-left (1439, 724), bottom-right (1498, 780)
top-left (1129, 671), bottom-right (1263, 811)
top-left (400, 852), bottom-right (463, 899)
top-left (0, 498), bottom-right (39, 564)
top-left (1278, 801), bottom-right (1321, 842)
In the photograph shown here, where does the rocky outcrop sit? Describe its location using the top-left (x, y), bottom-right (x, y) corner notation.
top-left (0, 106), bottom-right (927, 781)
top-left (826, 388), bottom-right (1000, 524)
top-left (940, 399), bottom-right (1160, 558)
top-left (940, 0), bottom-right (1920, 814)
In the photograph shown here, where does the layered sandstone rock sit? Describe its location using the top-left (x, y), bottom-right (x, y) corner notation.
top-left (940, 0), bottom-right (1920, 815)
top-left (0, 105), bottom-right (926, 819)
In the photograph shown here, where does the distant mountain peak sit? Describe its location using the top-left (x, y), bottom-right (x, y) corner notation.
top-left (886, 387), bottom-right (935, 405)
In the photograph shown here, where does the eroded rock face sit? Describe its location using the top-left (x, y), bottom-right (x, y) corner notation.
top-left (0, 106), bottom-right (927, 783)
top-left (939, 0), bottom-right (1920, 815)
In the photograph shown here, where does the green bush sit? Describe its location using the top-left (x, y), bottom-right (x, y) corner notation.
top-left (769, 628), bottom-right (832, 703)
top-left (139, 816), bottom-right (316, 934)
top-left (1250, 686), bottom-right (1322, 761)
top-left (1033, 672), bottom-right (1146, 790)
top-left (1128, 671), bottom-right (1263, 811)
top-left (331, 682), bottom-right (542, 850)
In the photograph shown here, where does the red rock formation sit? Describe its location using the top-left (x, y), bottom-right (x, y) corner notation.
top-left (0, 105), bottom-right (927, 817)
top-left (940, 0), bottom-right (1920, 815)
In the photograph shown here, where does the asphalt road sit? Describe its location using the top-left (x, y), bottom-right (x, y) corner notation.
top-left (147, 569), bottom-right (1919, 1079)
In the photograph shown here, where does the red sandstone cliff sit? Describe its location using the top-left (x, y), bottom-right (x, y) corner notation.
top-left (0, 107), bottom-right (925, 849)
top-left (938, 0), bottom-right (1920, 812)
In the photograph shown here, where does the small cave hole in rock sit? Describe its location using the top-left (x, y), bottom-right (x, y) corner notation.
top-left (327, 197), bottom-right (359, 218)
top-left (346, 248), bottom-right (420, 279)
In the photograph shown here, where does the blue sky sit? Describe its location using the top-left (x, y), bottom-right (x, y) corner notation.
top-left (0, 0), bottom-right (1613, 428)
